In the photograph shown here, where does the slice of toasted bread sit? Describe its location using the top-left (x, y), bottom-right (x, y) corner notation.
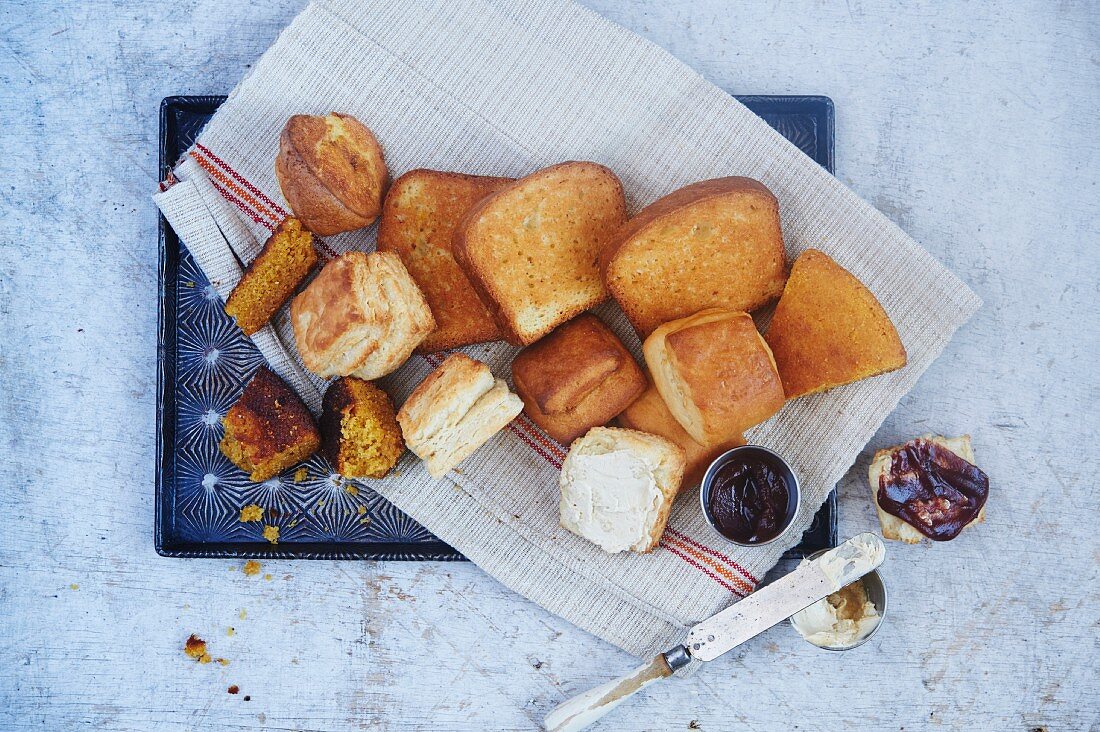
top-left (377, 169), bottom-right (512, 352)
top-left (453, 162), bottom-right (626, 345)
top-left (764, 249), bottom-right (906, 398)
top-left (602, 177), bottom-right (788, 336)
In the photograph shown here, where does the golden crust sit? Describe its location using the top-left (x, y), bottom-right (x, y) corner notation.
top-left (219, 366), bottom-right (320, 482)
top-left (511, 314), bottom-right (646, 444)
top-left (225, 217), bottom-right (318, 336)
top-left (453, 161), bottom-right (626, 345)
top-left (377, 169), bottom-right (511, 352)
top-left (616, 377), bottom-right (745, 492)
top-left (290, 251), bottom-right (435, 380)
top-left (868, 434), bottom-right (985, 543)
top-left (602, 177), bottom-right (788, 336)
top-left (643, 309), bottom-right (784, 446)
top-left (320, 377), bottom-right (404, 479)
top-left (275, 113), bottom-right (388, 236)
top-left (765, 249), bottom-right (907, 399)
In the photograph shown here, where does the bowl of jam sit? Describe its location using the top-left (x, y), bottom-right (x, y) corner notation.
top-left (699, 445), bottom-right (800, 546)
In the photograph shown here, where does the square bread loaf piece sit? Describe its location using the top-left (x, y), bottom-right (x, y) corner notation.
top-left (397, 354), bottom-right (523, 478)
top-left (225, 217), bottom-right (318, 336)
top-left (868, 435), bottom-right (985, 543)
top-left (559, 426), bottom-right (685, 554)
top-left (290, 251), bottom-right (435, 380)
top-left (219, 366), bottom-right (320, 482)
top-left (643, 309), bottom-right (785, 447)
top-left (511, 313), bottom-right (646, 444)
top-left (320, 377), bottom-right (405, 479)
top-left (616, 378), bottom-right (745, 491)
top-left (601, 177), bottom-right (788, 337)
top-left (377, 169), bottom-right (512, 352)
top-left (765, 249), bottom-right (906, 398)
top-left (453, 161), bottom-right (626, 345)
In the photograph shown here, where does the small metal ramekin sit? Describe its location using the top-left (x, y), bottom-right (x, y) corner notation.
top-left (698, 445), bottom-right (801, 547)
top-left (790, 548), bottom-right (888, 651)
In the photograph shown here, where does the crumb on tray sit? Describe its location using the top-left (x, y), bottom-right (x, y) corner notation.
top-left (239, 504), bottom-right (264, 522)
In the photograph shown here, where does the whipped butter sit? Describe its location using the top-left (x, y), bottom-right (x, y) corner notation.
top-left (791, 550), bottom-right (882, 649)
top-left (559, 449), bottom-right (662, 553)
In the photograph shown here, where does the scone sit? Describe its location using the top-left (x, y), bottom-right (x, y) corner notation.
top-left (511, 313), bottom-right (646, 444)
top-left (616, 378), bottom-right (745, 491)
top-left (275, 112), bottom-right (388, 235)
top-left (396, 354), bottom-right (523, 478)
top-left (764, 249), bottom-right (907, 398)
top-left (559, 426), bottom-right (685, 554)
top-left (602, 177), bottom-right (788, 336)
top-left (643, 309), bottom-right (785, 446)
top-left (290, 251), bottom-right (435, 380)
top-left (225, 217), bottom-right (318, 336)
top-left (868, 434), bottom-right (989, 543)
top-left (320, 377), bottom-right (404, 479)
top-left (219, 366), bottom-right (321, 482)
top-left (377, 169), bottom-right (511, 352)
top-left (453, 161), bottom-right (627, 345)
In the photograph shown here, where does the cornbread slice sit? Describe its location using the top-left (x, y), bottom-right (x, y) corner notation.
top-left (225, 217), bottom-right (318, 336)
top-left (453, 161), bottom-right (627, 345)
top-left (601, 177), bottom-right (787, 336)
top-left (377, 169), bottom-right (512, 352)
top-left (220, 366), bottom-right (320, 482)
top-left (320, 377), bottom-right (404, 479)
top-left (764, 249), bottom-right (906, 398)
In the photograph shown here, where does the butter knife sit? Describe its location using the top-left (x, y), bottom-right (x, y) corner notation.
top-left (543, 533), bottom-right (886, 732)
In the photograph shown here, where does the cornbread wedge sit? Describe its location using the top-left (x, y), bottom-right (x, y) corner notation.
top-left (764, 249), bottom-right (906, 398)
top-left (225, 217), bottom-right (318, 336)
top-left (453, 161), bottom-right (626, 345)
top-left (320, 377), bottom-right (404, 479)
top-left (601, 177), bottom-right (788, 336)
top-left (377, 169), bottom-right (512, 352)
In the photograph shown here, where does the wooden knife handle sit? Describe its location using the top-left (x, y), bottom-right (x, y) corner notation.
top-left (543, 653), bottom-right (674, 732)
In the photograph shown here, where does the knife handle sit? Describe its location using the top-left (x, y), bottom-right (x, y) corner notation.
top-left (543, 649), bottom-right (685, 732)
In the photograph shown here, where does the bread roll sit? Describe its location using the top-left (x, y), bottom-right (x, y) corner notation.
top-left (643, 309), bottom-right (784, 446)
top-left (397, 354), bottom-right (523, 478)
top-left (511, 313), bottom-right (645, 444)
top-left (290, 251), bottom-right (435, 380)
top-left (275, 112), bottom-right (388, 235)
top-left (559, 426), bottom-right (685, 553)
top-left (616, 378), bottom-right (745, 490)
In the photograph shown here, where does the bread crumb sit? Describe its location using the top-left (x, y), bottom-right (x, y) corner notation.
top-left (242, 560), bottom-right (261, 577)
top-left (239, 609), bottom-right (247, 620)
top-left (228, 685), bottom-right (239, 695)
top-left (69, 583), bottom-right (79, 590)
top-left (357, 506), bottom-right (367, 515)
top-left (216, 658), bottom-right (230, 666)
top-left (263, 574), bottom-right (272, 581)
top-left (288, 518), bottom-right (298, 527)
top-left (227, 627), bottom-right (235, 637)
top-left (360, 517), bottom-right (371, 525)
top-left (293, 467), bottom-right (308, 482)
top-left (262, 525), bottom-right (280, 544)
top-left (317, 500), bottom-right (326, 508)
top-left (199, 653), bottom-right (212, 664)
top-left (239, 504), bottom-right (264, 522)
top-left (345, 483), bottom-right (359, 496)
top-left (184, 634), bottom-right (207, 660)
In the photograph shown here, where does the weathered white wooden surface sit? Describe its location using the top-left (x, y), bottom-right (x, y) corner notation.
top-left (1, 0), bottom-right (1097, 729)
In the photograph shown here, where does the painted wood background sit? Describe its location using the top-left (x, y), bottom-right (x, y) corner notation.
top-left (0, 0), bottom-right (1096, 729)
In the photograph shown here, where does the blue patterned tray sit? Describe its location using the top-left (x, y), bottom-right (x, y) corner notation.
top-left (156, 94), bottom-right (837, 559)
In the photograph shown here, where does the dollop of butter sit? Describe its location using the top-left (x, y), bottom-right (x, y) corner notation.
top-left (559, 449), bottom-right (662, 553)
top-left (791, 561), bottom-right (881, 648)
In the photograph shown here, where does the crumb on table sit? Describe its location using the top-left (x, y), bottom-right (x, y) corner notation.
top-left (242, 560), bottom-right (261, 577)
top-left (184, 634), bottom-right (207, 661)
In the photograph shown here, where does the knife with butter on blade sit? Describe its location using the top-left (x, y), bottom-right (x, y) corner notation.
top-left (543, 533), bottom-right (886, 732)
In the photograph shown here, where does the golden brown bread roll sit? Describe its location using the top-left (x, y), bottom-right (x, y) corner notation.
top-left (275, 112), bottom-right (388, 236)
top-left (511, 313), bottom-right (646, 444)
top-left (290, 251), bottom-right (435, 380)
top-left (764, 249), bottom-right (907, 398)
top-left (616, 377), bottom-right (745, 491)
top-left (643, 309), bottom-right (784, 446)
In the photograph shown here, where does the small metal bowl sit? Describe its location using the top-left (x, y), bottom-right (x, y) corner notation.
top-left (698, 445), bottom-right (801, 547)
top-left (789, 548), bottom-right (888, 651)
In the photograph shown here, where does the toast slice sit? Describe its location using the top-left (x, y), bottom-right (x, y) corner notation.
top-left (453, 162), bottom-right (626, 345)
top-left (601, 177), bottom-right (788, 336)
top-left (377, 169), bottom-right (513, 352)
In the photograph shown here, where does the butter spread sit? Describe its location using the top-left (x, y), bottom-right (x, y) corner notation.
top-left (559, 449), bottom-right (662, 553)
top-left (816, 532), bottom-right (885, 591)
top-left (790, 574), bottom-right (881, 648)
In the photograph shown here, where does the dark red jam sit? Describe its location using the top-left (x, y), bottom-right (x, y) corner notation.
top-left (707, 455), bottom-right (791, 543)
top-left (878, 439), bottom-right (989, 541)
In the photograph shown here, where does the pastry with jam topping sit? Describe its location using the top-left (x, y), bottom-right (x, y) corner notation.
top-left (868, 434), bottom-right (989, 543)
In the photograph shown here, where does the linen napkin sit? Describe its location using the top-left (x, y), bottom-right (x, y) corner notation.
top-left (154, 0), bottom-right (980, 662)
